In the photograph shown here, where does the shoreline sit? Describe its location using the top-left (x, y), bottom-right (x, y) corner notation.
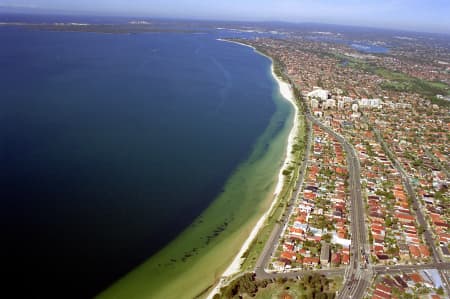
top-left (98, 38), bottom-right (297, 299)
top-left (209, 39), bottom-right (300, 297)
top-left (217, 38), bottom-right (273, 61)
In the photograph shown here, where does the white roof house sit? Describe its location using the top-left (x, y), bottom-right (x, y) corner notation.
top-left (307, 88), bottom-right (329, 101)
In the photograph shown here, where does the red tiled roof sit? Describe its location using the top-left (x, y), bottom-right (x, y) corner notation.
top-left (302, 257), bottom-right (319, 264)
top-left (280, 251), bottom-right (296, 260)
top-left (375, 283), bottom-right (392, 295)
top-left (409, 245), bottom-right (420, 258)
top-left (418, 245), bottom-right (430, 257)
top-left (341, 253), bottom-right (350, 264)
top-left (395, 212), bottom-right (415, 222)
top-left (373, 290), bottom-right (391, 299)
top-left (409, 273), bottom-right (423, 283)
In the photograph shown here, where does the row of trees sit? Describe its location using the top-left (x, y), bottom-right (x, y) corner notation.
top-left (216, 273), bottom-right (269, 298)
top-left (297, 273), bottom-right (336, 299)
top-left (216, 273), bottom-right (336, 298)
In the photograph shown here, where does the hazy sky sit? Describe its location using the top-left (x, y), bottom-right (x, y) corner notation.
top-left (1, 0), bottom-right (449, 33)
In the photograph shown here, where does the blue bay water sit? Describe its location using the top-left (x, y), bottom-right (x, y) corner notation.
top-left (0, 28), bottom-right (278, 298)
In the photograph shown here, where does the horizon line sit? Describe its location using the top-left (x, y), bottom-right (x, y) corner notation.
top-left (0, 7), bottom-right (449, 36)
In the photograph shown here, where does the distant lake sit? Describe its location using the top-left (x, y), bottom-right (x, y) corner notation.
top-left (350, 43), bottom-right (388, 53)
top-left (0, 27), bottom-right (281, 298)
top-left (308, 35), bottom-right (389, 54)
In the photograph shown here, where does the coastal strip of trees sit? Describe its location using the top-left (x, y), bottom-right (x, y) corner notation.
top-left (215, 272), bottom-right (336, 299)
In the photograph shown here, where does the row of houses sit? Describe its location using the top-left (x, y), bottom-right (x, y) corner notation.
top-left (310, 89), bottom-right (431, 264)
top-left (272, 124), bottom-right (351, 271)
top-left (358, 134), bottom-right (429, 263)
top-left (368, 96), bottom-right (450, 261)
top-left (371, 270), bottom-right (445, 299)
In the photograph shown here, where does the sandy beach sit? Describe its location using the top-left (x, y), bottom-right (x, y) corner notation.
top-left (209, 40), bottom-right (300, 298)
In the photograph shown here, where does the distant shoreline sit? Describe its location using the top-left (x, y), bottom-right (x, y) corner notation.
top-left (0, 22), bottom-right (200, 34)
top-left (217, 38), bottom-right (273, 61)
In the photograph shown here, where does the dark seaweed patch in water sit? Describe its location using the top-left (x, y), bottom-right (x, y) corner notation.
top-left (205, 220), bottom-right (230, 245)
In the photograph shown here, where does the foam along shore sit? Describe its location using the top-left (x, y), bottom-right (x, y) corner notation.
top-left (209, 39), bottom-right (299, 298)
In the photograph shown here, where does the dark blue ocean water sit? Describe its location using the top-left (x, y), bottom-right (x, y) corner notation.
top-left (0, 27), bottom-right (276, 298)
